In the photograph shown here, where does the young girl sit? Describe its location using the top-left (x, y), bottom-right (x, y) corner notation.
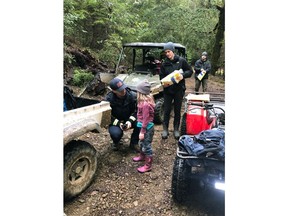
top-left (132, 80), bottom-right (155, 173)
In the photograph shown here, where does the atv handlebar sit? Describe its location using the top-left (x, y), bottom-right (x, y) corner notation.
top-left (188, 102), bottom-right (214, 109)
top-left (187, 104), bottom-right (225, 114)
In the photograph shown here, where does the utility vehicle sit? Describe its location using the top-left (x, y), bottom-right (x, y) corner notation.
top-left (63, 86), bottom-right (111, 200)
top-left (115, 42), bottom-right (187, 124)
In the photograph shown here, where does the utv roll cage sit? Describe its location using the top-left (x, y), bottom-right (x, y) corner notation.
top-left (115, 42), bottom-right (187, 74)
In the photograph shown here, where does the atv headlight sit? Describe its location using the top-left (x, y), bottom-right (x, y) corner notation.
top-left (215, 181), bottom-right (225, 191)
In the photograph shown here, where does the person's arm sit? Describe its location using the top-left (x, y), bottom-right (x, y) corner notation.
top-left (194, 60), bottom-right (202, 72)
top-left (181, 59), bottom-right (193, 78)
top-left (139, 102), bottom-right (150, 134)
top-left (125, 92), bottom-right (137, 129)
top-left (205, 61), bottom-right (212, 73)
top-left (159, 64), bottom-right (166, 80)
top-left (104, 93), bottom-right (122, 127)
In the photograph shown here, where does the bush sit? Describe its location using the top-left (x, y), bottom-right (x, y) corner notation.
top-left (72, 68), bottom-right (94, 87)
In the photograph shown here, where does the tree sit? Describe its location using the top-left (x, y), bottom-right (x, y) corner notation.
top-left (64, 0), bottom-right (225, 74)
top-left (211, 3), bottom-right (225, 76)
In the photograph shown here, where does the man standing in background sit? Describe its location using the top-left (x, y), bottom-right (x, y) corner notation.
top-left (194, 51), bottom-right (211, 94)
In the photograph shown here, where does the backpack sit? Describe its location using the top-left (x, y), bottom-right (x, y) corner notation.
top-left (178, 129), bottom-right (225, 159)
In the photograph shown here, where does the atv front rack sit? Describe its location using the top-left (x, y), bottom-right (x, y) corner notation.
top-left (176, 147), bottom-right (222, 161)
top-left (185, 91), bottom-right (225, 103)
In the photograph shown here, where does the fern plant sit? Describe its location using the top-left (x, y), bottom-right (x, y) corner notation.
top-left (72, 68), bottom-right (94, 87)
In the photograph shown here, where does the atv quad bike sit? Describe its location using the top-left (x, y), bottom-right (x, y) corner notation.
top-left (171, 129), bottom-right (225, 203)
top-left (171, 93), bottom-right (225, 203)
top-left (115, 42), bottom-right (187, 124)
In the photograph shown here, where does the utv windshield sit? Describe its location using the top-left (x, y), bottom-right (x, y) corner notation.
top-left (116, 42), bottom-right (186, 74)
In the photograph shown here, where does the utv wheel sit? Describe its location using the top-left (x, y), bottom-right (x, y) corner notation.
top-left (64, 140), bottom-right (97, 200)
top-left (180, 113), bottom-right (187, 136)
top-left (154, 98), bottom-right (164, 124)
top-left (171, 157), bottom-right (190, 203)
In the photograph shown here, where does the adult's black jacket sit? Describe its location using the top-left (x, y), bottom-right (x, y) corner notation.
top-left (104, 88), bottom-right (137, 126)
top-left (160, 55), bottom-right (192, 94)
top-left (194, 59), bottom-right (211, 80)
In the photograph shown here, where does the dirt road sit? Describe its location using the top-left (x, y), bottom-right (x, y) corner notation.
top-left (64, 76), bottom-right (225, 216)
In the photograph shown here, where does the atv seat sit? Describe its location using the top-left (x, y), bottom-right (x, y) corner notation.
top-left (135, 64), bottom-right (149, 72)
top-left (186, 93), bottom-right (210, 102)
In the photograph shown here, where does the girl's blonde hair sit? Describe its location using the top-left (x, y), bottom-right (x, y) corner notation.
top-left (137, 92), bottom-right (155, 106)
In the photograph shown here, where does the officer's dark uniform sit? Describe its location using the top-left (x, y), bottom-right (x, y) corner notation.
top-left (105, 88), bottom-right (140, 149)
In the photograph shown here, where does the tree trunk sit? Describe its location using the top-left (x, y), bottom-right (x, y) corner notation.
top-left (211, 5), bottom-right (225, 76)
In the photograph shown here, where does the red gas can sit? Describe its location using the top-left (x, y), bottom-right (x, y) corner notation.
top-left (184, 94), bottom-right (215, 135)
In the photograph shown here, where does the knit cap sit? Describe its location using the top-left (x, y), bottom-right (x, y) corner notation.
top-left (136, 80), bottom-right (151, 95)
top-left (163, 42), bottom-right (175, 52)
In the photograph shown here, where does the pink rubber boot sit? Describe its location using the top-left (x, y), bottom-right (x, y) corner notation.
top-left (132, 151), bottom-right (145, 162)
top-left (137, 156), bottom-right (153, 173)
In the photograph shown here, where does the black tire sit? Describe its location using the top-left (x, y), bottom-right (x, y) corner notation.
top-left (180, 113), bottom-right (187, 136)
top-left (212, 107), bottom-right (225, 128)
top-left (171, 157), bottom-right (190, 203)
top-left (217, 112), bottom-right (225, 125)
top-left (64, 140), bottom-right (98, 201)
top-left (154, 98), bottom-right (164, 124)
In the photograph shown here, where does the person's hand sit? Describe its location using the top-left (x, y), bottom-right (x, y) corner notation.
top-left (119, 123), bottom-right (125, 130)
top-left (178, 73), bottom-right (183, 81)
top-left (162, 82), bottom-right (171, 88)
top-left (125, 121), bottom-right (132, 130)
top-left (139, 132), bottom-right (145, 140)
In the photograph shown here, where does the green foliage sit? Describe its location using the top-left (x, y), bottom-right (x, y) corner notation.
top-left (64, 0), bottom-right (225, 71)
top-left (98, 34), bottom-right (123, 68)
top-left (72, 69), bottom-right (94, 87)
top-left (64, 52), bottom-right (75, 73)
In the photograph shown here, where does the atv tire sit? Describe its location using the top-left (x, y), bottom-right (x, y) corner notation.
top-left (180, 113), bottom-right (187, 136)
top-left (64, 140), bottom-right (98, 200)
top-left (171, 157), bottom-right (190, 203)
top-left (154, 98), bottom-right (164, 124)
top-left (217, 112), bottom-right (225, 125)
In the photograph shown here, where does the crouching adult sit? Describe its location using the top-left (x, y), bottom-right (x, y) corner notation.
top-left (104, 78), bottom-right (140, 151)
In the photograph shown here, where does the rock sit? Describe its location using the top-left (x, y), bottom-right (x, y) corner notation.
top-left (133, 201), bottom-right (138, 206)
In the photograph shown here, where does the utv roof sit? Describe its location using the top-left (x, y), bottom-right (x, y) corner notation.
top-left (123, 42), bottom-right (186, 50)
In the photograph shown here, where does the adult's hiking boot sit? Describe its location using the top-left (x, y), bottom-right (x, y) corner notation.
top-left (173, 130), bottom-right (180, 140)
top-left (111, 142), bottom-right (119, 151)
top-left (129, 143), bottom-right (140, 153)
top-left (161, 124), bottom-right (169, 139)
top-left (173, 124), bottom-right (180, 140)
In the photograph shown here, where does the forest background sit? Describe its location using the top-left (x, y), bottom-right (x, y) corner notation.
top-left (64, 0), bottom-right (225, 83)
top-left (2, 1), bottom-right (288, 216)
